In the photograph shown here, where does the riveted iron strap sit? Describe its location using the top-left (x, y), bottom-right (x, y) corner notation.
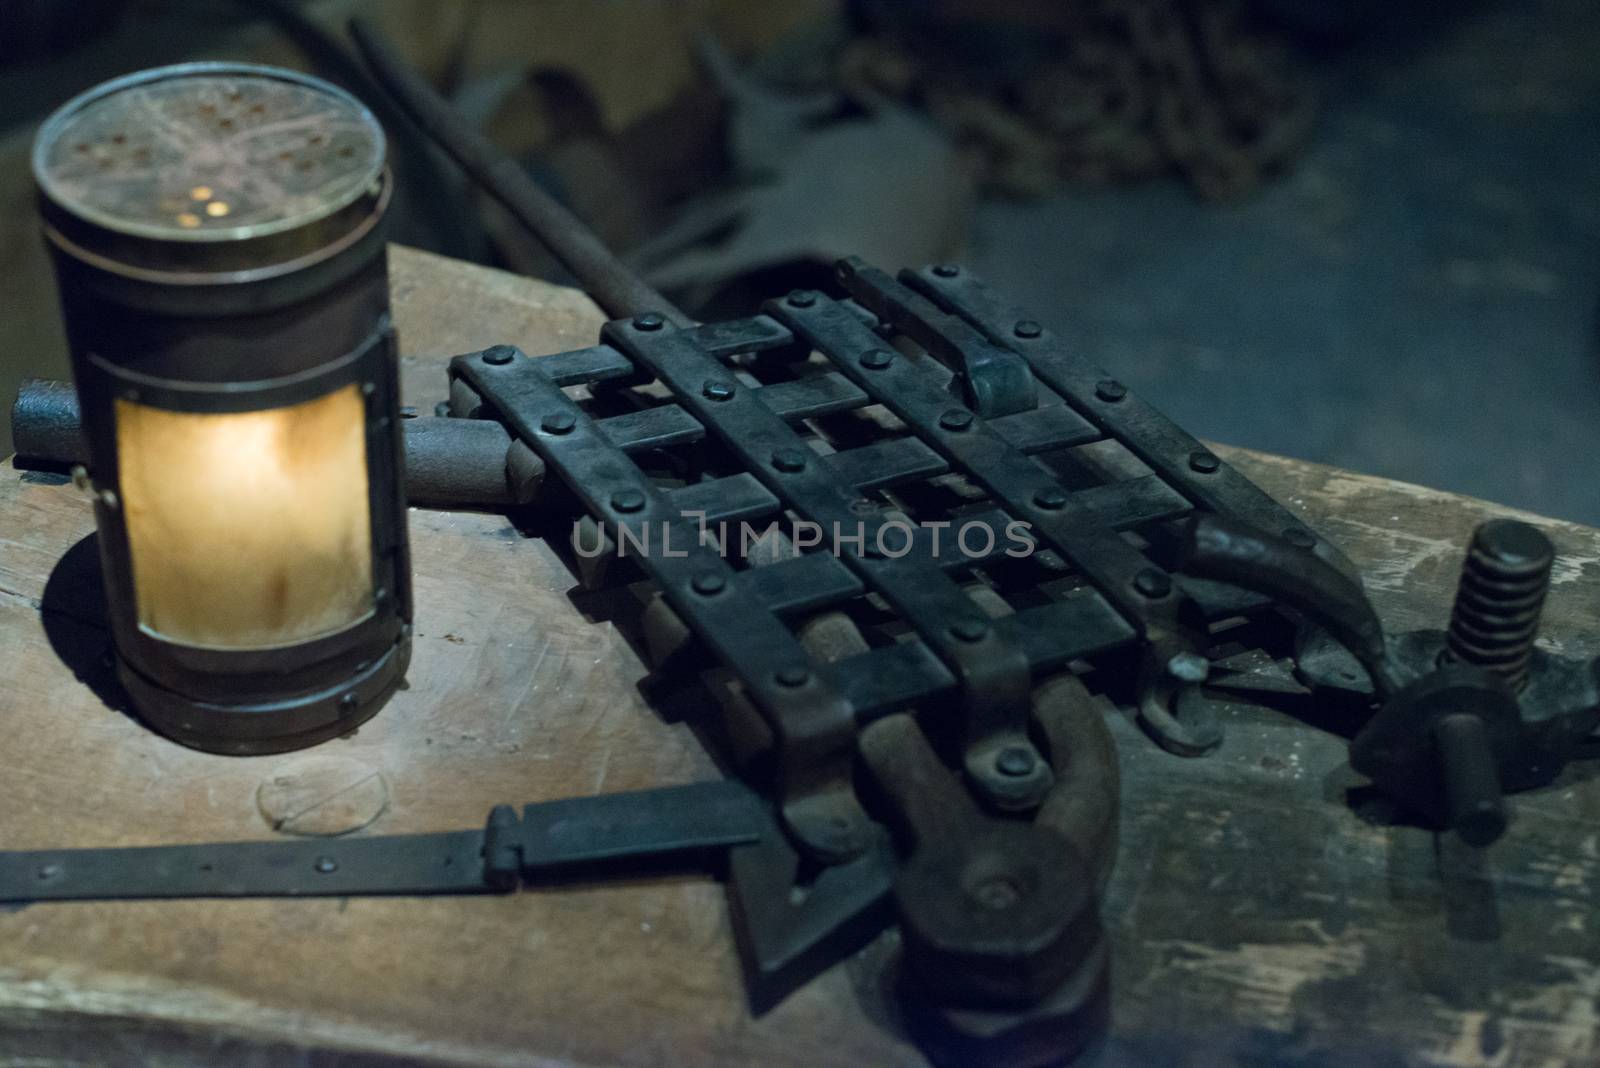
top-left (0, 781), bottom-right (765, 903)
top-left (452, 346), bottom-right (869, 859)
top-left (901, 264), bottom-right (1351, 574)
top-left (599, 315), bottom-right (1042, 803)
top-left (770, 280), bottom-right (1176, 633)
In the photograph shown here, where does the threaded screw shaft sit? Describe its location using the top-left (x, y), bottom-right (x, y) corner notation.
top-left (1444, 519), bottom-right (1554, 690)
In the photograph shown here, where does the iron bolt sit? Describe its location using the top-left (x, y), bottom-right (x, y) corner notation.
top-left (1034, 486), bottom-right (1067, 510)
top-left (775, 664), bottom-right (811, 687)
top-left (933, 263), bottom-right (961, 277)
top-left (314, 856), bottom-right (338, 874)
top-left (482, 345), bottom-right (516, 365)
top-left (1133, 568), bottom-right (1172, 598)
top-left (632, 312), bottom-right (664, 331)
top-left (1013, 319), bottom-right (1043, 339)
top-left (702, 381), bottom-right (735, 401)
top-left (1166, 651), bottom-right (1210, 683)
top-left (338, 692), bottom-right (358, 713)
top-left (1444, 519), bottom-right (1555, 690)
top-left (541, 412), bottom-right (576, 435)
top-left (939, 409), bottom-right (974, 431)
top-left (1189, 451), bottom-right (1220, 473)
top-left (786, 290), bottom-right (817, 308)
top-left (971, 876), bottom-right (1022, 910)
top-left (860, 348), bottom-right (894, 370)
top-left (950, 617), bottom-right (989, 643)
top-left (1283, 527), bottom-right (1316, 548)
top-left (691, 572), bottom-right (725, 596)
top-left (772, 447), bottom-right (808, 472)
top-left (610, 489), bottom-right (646, 514)
top-left (1095, 379), bottom-right (1127, 402)
top-left (994, 746), bottom-right (1037, 778)
top-left (36, 863), bottom-right (61, 880)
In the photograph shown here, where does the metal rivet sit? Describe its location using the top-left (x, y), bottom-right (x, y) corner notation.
top-left (361, 381), bottom-right (377, 396)
top-left (338, 692), bottom-right (358, 713)
top-left (1189, 450), bottom-right (1220, 473)
top-left (1034, 486), bottom-right (1067, 510)
top-left (995, 746), bottom-right (1036, 777)
top-left (950, 617), bottom-right (989, 642)
top-left (482, 345), bottom-right (516, 365)
top-left (611, 489), bottom-right (646, 513)
top-left (1013, 319), bottom-right (1042, 339)
top-left (775, 665), bottom-right (810, 687)
top-left (1095, 379), bottom-right (1127, 402)
top-left (36, 863), bottom-right (61, 880)
top-left (692, 572), bottom-right (725, 596)
top-left (541, 412), bottom-right (576, 435)
top-left (786, 290), bottom-right (817, 308)
top-left (314, 856), bottom-right (338, 874)
top-left (939, 409), bottom-right (974, 431)
top-left (1283, 527), bottom-right (1316, 548)
top-left (860, 348), bottom-right (894, 370)
top-left (703, 380), bottom-right (735, 401)
top-left (1133, 568), bottom-right (1172, 598)
top-left (772, 447), bottom-right (808, 472)
top-left (632, 312), bottom-right (664, 331)
top-left (933, 263), bottom-right (960, 278)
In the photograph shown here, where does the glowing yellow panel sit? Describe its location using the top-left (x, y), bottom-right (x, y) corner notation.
top-left (116, 384), bottom-right (373, 648)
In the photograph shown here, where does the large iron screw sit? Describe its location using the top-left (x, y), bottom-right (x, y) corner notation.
top-left (1443, 519), bottom-right (1555, 691)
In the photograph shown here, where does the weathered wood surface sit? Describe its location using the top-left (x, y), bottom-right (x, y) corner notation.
top-left (0, 245), bottom-right (1595, 1066)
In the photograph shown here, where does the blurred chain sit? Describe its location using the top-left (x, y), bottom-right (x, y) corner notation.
top-left (843, 0), bottom-right (1318, 200)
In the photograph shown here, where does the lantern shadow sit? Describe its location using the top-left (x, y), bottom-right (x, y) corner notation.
top-left (40, 532), bottom-right (132, 718)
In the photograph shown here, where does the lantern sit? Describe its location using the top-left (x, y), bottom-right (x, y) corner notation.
top-left (33, 63), bottom-right (411, 754)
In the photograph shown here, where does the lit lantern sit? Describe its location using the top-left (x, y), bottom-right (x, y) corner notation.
top-left (33, 63), bottom-right (411, 753)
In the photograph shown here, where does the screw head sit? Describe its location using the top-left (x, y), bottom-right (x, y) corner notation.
top-left (1034, 486), bottom-right (1067, 510)
top-left (1013, 319), bottom-right (1043, 339)
top-left (1095, 379), bottom-right (1127, 402)
top-left (632, 312), bottom-right (664, 331)
top-left (1133, 567), bottom-right (1172, 598)
top-left (775, 664), bottom-right (810, 687)
top-left (36, 863), bottom-right (62, 880)
top-left (786, 289), bottom-right (817, 308)
top-left (860, 348), bottom-right (894, 370)
top-left (541, 411), bottom-right (576, 435)
top-left (691, 571), bottom-right (725, 596)
top-left (703, 380), bottom-right (735, 401)
top-left (950, 617), bottom-right (989, 642)
top-left (995, 745), bottom-right (1037, 777)
top-left (771, 447), bottom-right (808, 472)
top-left (1283, 527), bottom-right (1317, 549)
top-left (933, 263), bottom-right (961, 278)
top-left (482, 345), bottom-right (515, 365)
top-left (1189, 450), bottom-right (1220, 473)
top-left (939, 408), bottom-right (974, 431)
top-left (314, 856), bottom-right (338, 874)
top-left (610, 489), bottom-right (646, 513)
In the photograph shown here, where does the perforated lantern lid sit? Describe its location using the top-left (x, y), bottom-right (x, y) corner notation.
top-left (34, 62), bottom-right (388, 278)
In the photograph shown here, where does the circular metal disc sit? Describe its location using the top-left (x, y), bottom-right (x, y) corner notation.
top-left (34, 63), bottom-right (384, 243)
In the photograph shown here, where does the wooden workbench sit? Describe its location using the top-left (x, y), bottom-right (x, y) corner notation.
top-left (0, 246), bottom-right (1595, 1066)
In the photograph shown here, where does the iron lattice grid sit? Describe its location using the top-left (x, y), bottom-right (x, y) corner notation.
top-left (451, 260), bottom-right (1328, 857)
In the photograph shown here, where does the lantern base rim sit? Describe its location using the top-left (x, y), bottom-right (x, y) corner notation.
top-left (117, 631), bottom-right (410, 756)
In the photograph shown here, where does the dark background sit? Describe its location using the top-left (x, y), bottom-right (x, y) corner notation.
top-left (2, 0), bottom-right (1596, 523)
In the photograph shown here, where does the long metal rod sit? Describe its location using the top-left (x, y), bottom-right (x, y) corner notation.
top-left (346, 18), bottom-right (691, 328)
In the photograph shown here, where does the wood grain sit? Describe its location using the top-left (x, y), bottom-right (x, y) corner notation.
top-left (0, 246), bottom-right (1593, 1066)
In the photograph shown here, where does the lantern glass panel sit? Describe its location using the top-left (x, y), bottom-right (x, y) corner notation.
top-left (114, 382), bottom-right (374, 649)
